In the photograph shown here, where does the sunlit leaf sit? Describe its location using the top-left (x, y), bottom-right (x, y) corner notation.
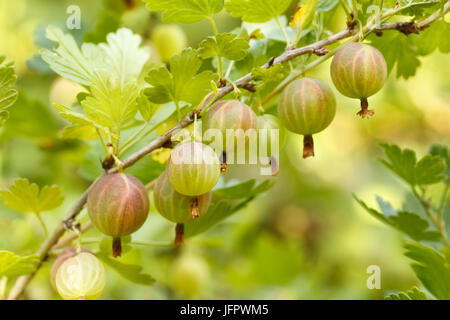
top-left (0, 251), bottom-right (39, 278)
top-left (379, 143), bottom-right (446, 186)
top-left (225, 0), bottom-right (292, 23)
top-left (385, 287), bottom-right (430, 300)
top-left (354, 195), bottom-right (441, 242)
top-left (145, 48), bottom-right (218, 105)
top-left (97, 252), bottom-right (155, 286)
top-left (289, 0), bottom-right (318, 30)
top-left (144, 0), bottom-right (224, 23)
top-left (198, 33), bottom-right (250, 61)
top-left (404, 242), bottom-right (450, 300)
top-left (0, 55), bottom-right (18, 125)
top-left (185, 179), bottom-right (275, 237)
top-left (0, 178), bottom-right (64, 214)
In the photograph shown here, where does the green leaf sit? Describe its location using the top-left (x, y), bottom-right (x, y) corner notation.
top-left (185, 179), bottom-right (275, 237)
top-left (317, 0), bottom-right (338, 11)
top-left (385, 287), bottom-right (430, 300)
top-left (404, 242), bottom-right (450, 300)
top-left (0, 251), bottom-right (40, 278)
top-left (97, 253), bottom-right (155, 286)
top-left (369, 32), bottom-right (420, 79)
top-left (354, 195), bottom-right (441, 242)
top-left (225, 0), bottom-right (292, 23)
top-left (0, 55), bottom-right (18, 125)
top-left (53, 104), bottom-right (117, 141)
top-left (99, 28), bottom-right (150, 87)
top-left (379, 143), bottom-right (446, 186)
top-left (42, 26), bottom-right (149, 87)
top-left (41, 26), bottom-right (100, 86)
top-left (0, 178), bottom-right (64, 214)
top-left (144, 0), bottom-right (224, 23)
top-left (81, 79), bottom-right (140, 130)
top-left (198, 33), bottom-right (250, 61)
top-left (136, 91), bottom-right (160, 122)
top-left (252, 64), bottom-right (288, 83)
top-left (429, 144), bottom-right (450, 183)
top-left (145, 48), bottom-right (218, 105)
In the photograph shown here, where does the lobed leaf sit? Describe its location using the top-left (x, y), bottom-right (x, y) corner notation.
top-left (97, 253), bottom-right (155, 286)
top-left (225, 0), bottom-right (292, 23)
top-left (0, 55), bottom-right (18, 126)
top-left (0, 251), bottom-right (39, 278)
top-left (185, 179), bottom-right (275, 237)
top-left (145, 48), bottom-right (218, 105)
top-left (404, 242), bottom-right (450, 300)
top-left (252, 64), bottom-right (288, 83)
top-left (385, 287), bottom-right (430, 300)
top-left (354, 195), bottom-right (441, 242)
top-left (379, 143), bottom-right (446, 186)
top-left (0, 178), bottom-right (64, 214)
top-left (144, 0), bottom-right (224, 23)
top-left (429, 144), bottom-right (450, 183)
top-left (198, 33), bottom-right (250, 61)
top-left (369, 32), bottom-right (421, 79)
top-left (81, 79), bottom-right (140, 130)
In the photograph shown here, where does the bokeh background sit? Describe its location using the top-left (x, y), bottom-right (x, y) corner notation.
top-left (0, 0), bottom-right (449, 300)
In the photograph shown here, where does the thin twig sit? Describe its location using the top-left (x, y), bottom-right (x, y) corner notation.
top-left (7, 3), bottom-right (449, 300)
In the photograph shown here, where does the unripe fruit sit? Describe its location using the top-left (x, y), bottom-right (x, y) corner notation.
top-left (278, 77), bottom-right (336, 158)
top-left (168, 142), bottom-right (220, 197)
top-left (50, 247), bottom-right (92, 289)
top-left (171, 255), bottom-right (210, 299)
top-left (203, 100), bottom-right (258, 166)
top-left (330, 42), bottom-right (387, 117)
top-left (151, 24), bottom-right (187, 63)
top-left (154, 171), bottom-right (212, 224)
top-left (87, 173), bottom-right (149, 257)
top-left (55, 252), bottom-right (105, 300)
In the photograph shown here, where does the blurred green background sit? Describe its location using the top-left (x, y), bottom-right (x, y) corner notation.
top-left (0, 0), bottom-right (449, 300)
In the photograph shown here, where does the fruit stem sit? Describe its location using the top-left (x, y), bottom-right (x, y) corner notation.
top-left (112, 237), bottom-right (122, 258)
top-left (269, 156), bottom-right (279, 176)
top-left (303, 135), bottom-right (315, 158)
top-left (174, 223), bottom-right (184, 246)
top-left (190, 197), bottom-right (200, 219)
top-left (357, 98), bottom-right (375, 118)
top-left (220, 151), bottom-right (227, 173)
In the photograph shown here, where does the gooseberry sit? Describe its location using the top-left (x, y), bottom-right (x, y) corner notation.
top-left (154, 170), bottom-right (212, 224)
top-left (330, 42), bottom-right (387, 117)
top-left (87, 173), bottom-right (149, 257)
top-left (167, 142), bottom-right (220, 197)
top-left (55, 252), bottom-right (105, 300)
top-left (278, 77), bottom-right (336, 158)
